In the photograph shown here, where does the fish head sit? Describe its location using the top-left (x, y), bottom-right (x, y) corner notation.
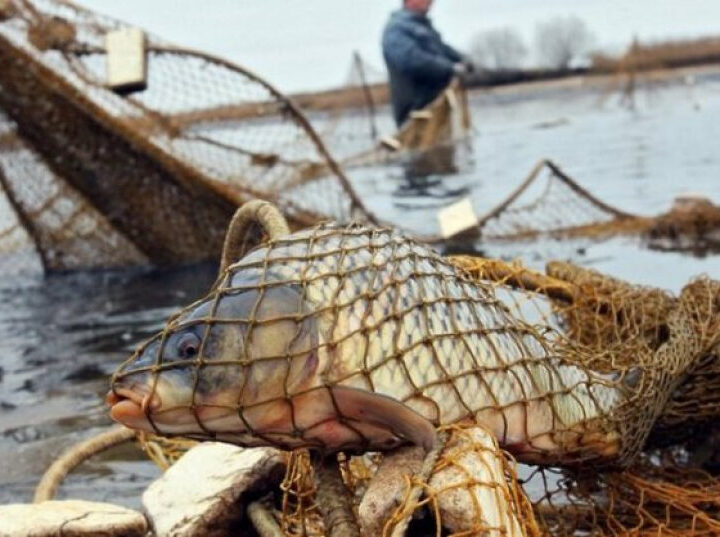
top-left (108, 273), bottom-right (322, 447)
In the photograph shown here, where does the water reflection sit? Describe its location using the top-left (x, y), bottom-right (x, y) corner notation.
top-left (393, 142), bottom-right (472, 204)
top-left (0, 263), bottom-right (217, 506)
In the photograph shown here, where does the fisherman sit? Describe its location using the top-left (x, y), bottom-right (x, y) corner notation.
top-left (382, 0), bottom-right (472, 126)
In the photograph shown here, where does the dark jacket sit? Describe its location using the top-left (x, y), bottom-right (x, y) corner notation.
top-left (382, 9), bottom-right (462, 126)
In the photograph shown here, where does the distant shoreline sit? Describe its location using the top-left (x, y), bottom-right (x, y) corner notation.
top-left (290, 62), bottom-right (720, 114)
top-left (170, 62), bottom-right (720, 127)
top-left (470, 62), bottom-right (720, 97)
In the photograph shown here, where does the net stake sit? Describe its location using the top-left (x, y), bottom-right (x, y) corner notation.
top-left (247, 498), bottom-right (285, 537)
top-left (312, 454), bottom-right (361, 537)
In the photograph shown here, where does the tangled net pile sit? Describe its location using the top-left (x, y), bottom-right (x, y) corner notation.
top-left (115, 203), bottom-right (720, 537)
top-left (266, 259), bottom-right (719, 537)
top-left (268, 254), bottom-right (720, 537)
top-left (445, 256), bottom-right (720, 536)
top-left (0, 0), bottom-right (375, 272)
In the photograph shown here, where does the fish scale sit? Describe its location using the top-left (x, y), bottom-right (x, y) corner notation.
top-left (112, 224), bottom-right (628, 461)
top-left (245, 225), bottom-right (623, 453)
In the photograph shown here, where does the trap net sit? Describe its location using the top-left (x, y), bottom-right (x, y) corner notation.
top-left (473, 160), bottom-right (646, 242)
top-left (2, 0), bottom-right (714, 274)
top-left (0, 0), bottom-right (375, 272)
top-left (115, 215), bottom-right (720, 536)
top-left (457, 159), bottom-right (720, 254)
top-left (303, 52), bottom-right (391, 163)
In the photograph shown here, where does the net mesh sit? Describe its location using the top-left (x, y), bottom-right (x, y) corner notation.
top-left (0, 109), bottom-right (149, 271)
top-left (2, 0), bottom-right (716, 273)
top-left (0, 0), bottom-right (376, 271)
top-left (475, 160), bottom-right (645, 242)
top-left (470, 160), bottom-right (720, 252)
top-left (117, 217), bottom-right (720, 537)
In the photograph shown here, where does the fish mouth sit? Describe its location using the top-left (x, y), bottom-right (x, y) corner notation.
top-left (106, 384), bottom-right (241, 434)
top-left (106, 386), bottom-right (161, 426)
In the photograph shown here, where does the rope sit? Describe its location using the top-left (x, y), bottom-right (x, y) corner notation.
top-left (33, 426), bottom-right (136, 503)
top-left (219, 200), bottom-right (290, 274)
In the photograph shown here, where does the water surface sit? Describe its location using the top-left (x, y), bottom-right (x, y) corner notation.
top-left (1, 74), bottom-right (720, 506)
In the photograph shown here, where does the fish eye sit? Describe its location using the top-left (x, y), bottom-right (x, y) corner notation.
top-left (176, 332), bottom-right (201, 360)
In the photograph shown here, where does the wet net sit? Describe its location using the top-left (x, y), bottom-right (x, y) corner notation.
top-left (466, 159), bottom-right (720, 252)
top-left (473, 160), bottom-right (645, 242)
top-left (303, 52), bottom-right (390, 164)
top-left (0, 0), bottom-right (376, 272)
top-left (114, 211), bottom-right (720, 536)
top-left (115, 224), bottom-right (647, 463)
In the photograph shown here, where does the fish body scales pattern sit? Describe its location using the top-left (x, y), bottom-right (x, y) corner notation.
top-left (230, 225), bottom-right (621, 455)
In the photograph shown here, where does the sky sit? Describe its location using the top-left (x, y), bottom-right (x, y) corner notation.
top-left (77, 0), bottom-right (720, 92)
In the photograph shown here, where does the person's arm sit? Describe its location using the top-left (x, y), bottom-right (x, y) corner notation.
top-left (440, 41), bottom-right (463, 63)
top-left (384, 26), bottom-right (455, 81)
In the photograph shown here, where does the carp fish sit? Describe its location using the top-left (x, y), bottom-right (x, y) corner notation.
top-left (108, 225), bottom-right (631, 462)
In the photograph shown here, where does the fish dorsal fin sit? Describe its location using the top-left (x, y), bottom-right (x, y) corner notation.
top-left (219, 200), bottom-right (290, 275)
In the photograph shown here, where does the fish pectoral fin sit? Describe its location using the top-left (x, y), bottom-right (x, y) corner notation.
top-left (330, 386), bottom-right (437, 451)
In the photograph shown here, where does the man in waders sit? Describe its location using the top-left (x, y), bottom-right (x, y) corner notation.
top-left (382, 0), bottom-right (471, 127)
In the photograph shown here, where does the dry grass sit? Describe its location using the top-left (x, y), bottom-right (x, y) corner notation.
top-left (592, 36), bottom-right (720, 73)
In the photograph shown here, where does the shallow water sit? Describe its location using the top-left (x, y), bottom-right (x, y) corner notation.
top-left (352, 69), bottom-right (720, 289)
top-left (0, 264), bottom-right (217, 506)
top-left (2, 73), bottom-right (720, 507)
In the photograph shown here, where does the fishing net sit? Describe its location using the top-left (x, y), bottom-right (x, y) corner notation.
top-left (3, 0), bottom-right (714, 274)
top-left (473, 160), bottom-right (645, 242)
top-left (113, 213), bottom-right (720, 536)
top-left (0, 0), bottom-right (375, 271)
top-left (279, 424), bottom-right (541, 537)
top-left (304, 52), bottom-right (390, 163)
top-left (114, 224), bottom-right (645, 463)
top-left (0, 109), bottom-right (148, 272)
top-left (443, 256), bottom-right (720, 537)
top-left (467, 159), bottom-right (720, 252)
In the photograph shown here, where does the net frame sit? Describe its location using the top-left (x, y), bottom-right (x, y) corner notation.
top-left (0, 0), bottom-right (379, 271)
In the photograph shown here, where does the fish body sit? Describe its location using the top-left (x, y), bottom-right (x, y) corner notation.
top-left (110, 225), bottom-right (626, 462)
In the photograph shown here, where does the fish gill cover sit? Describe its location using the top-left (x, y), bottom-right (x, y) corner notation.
top-left (111, 215), bottom-right (720, 536)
